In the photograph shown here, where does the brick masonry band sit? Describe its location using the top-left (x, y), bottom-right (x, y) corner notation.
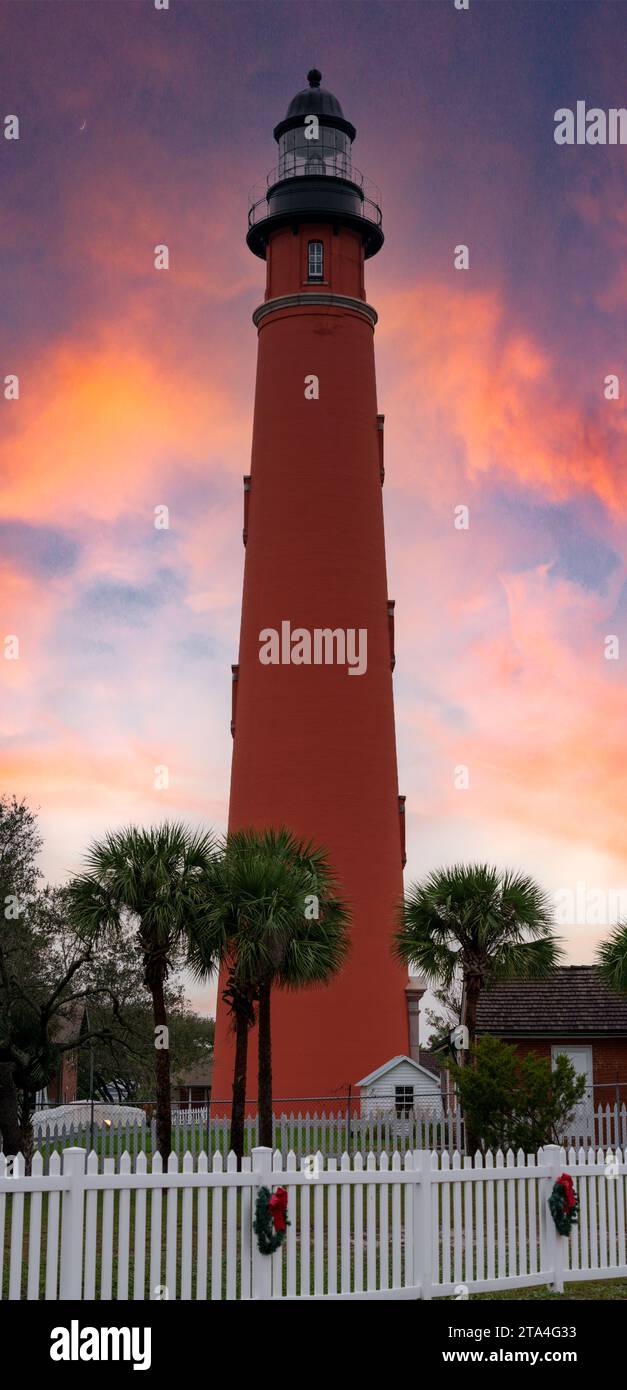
top-left (252, 293), bottom-right (378, 327)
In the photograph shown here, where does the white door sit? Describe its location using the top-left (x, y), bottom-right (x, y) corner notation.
top-left (552, 1045), bottom-right (593, 1142)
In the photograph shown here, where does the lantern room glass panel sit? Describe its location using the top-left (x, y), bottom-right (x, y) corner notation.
top-left (278, 126), bottom-right (352, 179)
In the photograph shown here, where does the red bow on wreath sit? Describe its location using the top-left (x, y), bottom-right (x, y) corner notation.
top-left (269, 1186), bottom-right (289, 1232)
top-left (557, 1173), bottom-right (576, 1212)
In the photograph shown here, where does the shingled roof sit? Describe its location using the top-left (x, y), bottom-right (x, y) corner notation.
top-left (475, 966), bottom-right (627, 1036)
top-left (415, 1050), bottom-right (445, 1078)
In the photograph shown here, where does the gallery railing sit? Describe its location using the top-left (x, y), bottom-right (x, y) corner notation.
top-left (248, 160), bottom-right (383, 233)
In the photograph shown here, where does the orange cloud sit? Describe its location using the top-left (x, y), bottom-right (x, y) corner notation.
top-left (0, 326), bottom-right (248, 524)
top-left (378, 282), bottom-right (626, 513)
top-left (1, 732), bottom-right (228, 865)
top-left (416, 562), bottom-right (627, 863)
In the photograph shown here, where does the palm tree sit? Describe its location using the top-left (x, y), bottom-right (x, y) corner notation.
top-left (394, 863), bottom-right (562, 1057)
top-left (394, 864), bottom-right (561, 1156)
top-left (597, 921), bottom-right (627, 993)
top-left (246, 828), bottom-right (351, 1148)
top-left (68, 822), bottom-right (215, 1160)
top-left (189, 827), bottom-right (351, 1157)
top-left (187, 839), bottom-right (264, 1162)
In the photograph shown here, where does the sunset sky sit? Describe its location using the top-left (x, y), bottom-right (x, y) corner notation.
top-left (1, 0), bottom-right (626, 1014)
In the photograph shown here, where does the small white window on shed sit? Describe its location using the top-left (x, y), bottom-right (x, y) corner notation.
top-left (395, 1085), bottom-right (414, 1117)
top-left (308, 240), bottom-right (324, 280)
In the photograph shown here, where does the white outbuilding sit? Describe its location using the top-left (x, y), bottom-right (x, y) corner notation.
top-left (356, 1055), bottom-right (443, 1119)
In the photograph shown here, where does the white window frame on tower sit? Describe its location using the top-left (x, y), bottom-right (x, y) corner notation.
top-left (308, 239), bottom-right (324, 280)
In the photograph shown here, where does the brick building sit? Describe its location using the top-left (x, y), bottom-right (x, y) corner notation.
top-left (45, 1002), bottom-right (86, 1105)
top-left (172, 1056), bottom-right (213, 1111)
top-left (475, 966), bottom-right (627, 1107)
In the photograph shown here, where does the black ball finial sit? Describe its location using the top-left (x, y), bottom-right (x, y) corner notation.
top-left (307, 68), bottom-right (322, 88)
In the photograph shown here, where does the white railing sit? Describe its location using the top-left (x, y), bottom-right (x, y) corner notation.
top-left (1, 1143), bottom-right (625, 1300)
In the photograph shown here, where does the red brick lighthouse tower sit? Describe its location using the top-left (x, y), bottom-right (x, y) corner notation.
top-left (212, 70), bottom-right (407, 1102)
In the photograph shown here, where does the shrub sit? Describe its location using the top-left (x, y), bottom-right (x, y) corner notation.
top-left (449, 1034), bottom-right (587, 1153)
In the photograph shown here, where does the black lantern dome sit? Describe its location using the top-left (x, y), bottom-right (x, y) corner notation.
top-left (274, 69), bottom-right (356, 141)
top-left (247, 69), bottom-right (383, 261)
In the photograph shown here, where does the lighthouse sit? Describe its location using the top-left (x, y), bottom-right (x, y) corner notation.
top-left (212, 70), bottom-right (408, 1102)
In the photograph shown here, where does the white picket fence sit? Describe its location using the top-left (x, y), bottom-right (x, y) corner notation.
top-left (171, 1107), bottom-right (466, 1157)
top-left (563, 1101), bottom-right (627, 1149)
top-left (29, 1102), bottom-right (627, 1168)
top-left (1, 1143), bottom-right (625, 1300)
top-left (31, 1107), bottom-right (464, 1169)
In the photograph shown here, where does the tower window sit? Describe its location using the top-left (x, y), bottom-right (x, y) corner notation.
top-left (308, 240), bottom-right (324, 280)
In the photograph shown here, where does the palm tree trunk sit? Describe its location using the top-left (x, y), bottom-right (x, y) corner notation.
top-left (0, 1062), bottom-right (21, 1157)
top-left (257, 977), bottom-right (273, 1148)
top-left (462, 973), bottom-right (482, 1155)
top-left (18, 1098), bottom-right (34, 1176)
top-left (230, 1008), bottom-right (249, 1162)
top-left (150, 968), bottom-right (172, 1162)
top-left (463, 974), bottom-right (482, 1058)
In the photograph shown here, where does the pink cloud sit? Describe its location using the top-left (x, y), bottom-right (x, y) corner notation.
top-left (378, 281), bottom-right (626, 513)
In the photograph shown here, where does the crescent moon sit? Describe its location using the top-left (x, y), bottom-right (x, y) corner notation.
top-left (79, 120), bottom-right (87, 131)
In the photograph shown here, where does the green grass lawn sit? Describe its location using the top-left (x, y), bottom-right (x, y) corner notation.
top-left (439, 1277), bottom-right (627, 1301)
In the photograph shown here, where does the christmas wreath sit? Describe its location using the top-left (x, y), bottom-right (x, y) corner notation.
top-left (549, 1172), bottom-right (578, 1236)
top-left (253, 1185), bottom-right (290, 1255)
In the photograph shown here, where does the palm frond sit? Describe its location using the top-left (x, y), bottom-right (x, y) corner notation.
top-left (68, 822), bottom-right (217, 953)
top-left (597, 921), bottom-right (627, 994)
top-left (186, 825), bottom-right (351, 993)
top-left (396, 861), bottom-right (560, 993)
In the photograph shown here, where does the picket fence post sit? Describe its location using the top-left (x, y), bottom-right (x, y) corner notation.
top-left (540, 1143), bottom-right (565, 1293)
top-left (251, 1146), bottom-right (273, 1300)
top-left (414, 1149), bottom-right (433, 1300)
top-left (60, 1147), bottom-right (86, 1299)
